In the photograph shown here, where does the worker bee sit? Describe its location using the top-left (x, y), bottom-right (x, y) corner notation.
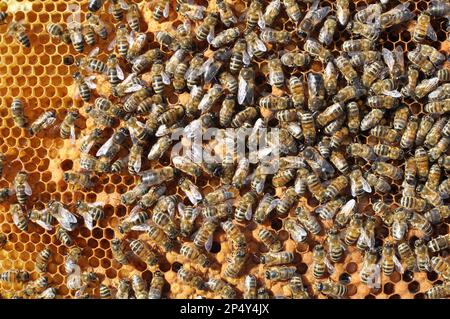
top-left (381, 2), bottom-right (415, 30)
top-left (265, 266), bottom-right (296, 281)
top-left (397, 242), bottom-right (416, 272)
top-left (115, 279), bottom-right (131, 299)
top-left (195, 11), bottom-right (218, 42)
top-left (148, 271), bottom-right (165, 299)
top-left (129, 239), bottom-right (158, 266)
top-left (28, 110), bottom-right (57, 136)
top-left (10, 99), bottom-right (27, 128)
top-left (408, 211), bottom-right (432, 236)
top-left (79, 128), bottom-right (102, 154)
top-left (126, 32), bottom-right (148, 62)
top-left (211, 27), bottom-right (239, 49)
top-left (127, 143), bottom-right (143, 175)
top-left (258, 227), bottom-right (282, 252)
top-left (109, 0), bottom-right (129, 21)
top-left (198, 83), bottom-right (223, 113)
top-left (323, 176), bottom-right (349, 201)
top-left (260, 251), bottom-right (294, 267)
top-left (415, 77), bottom-right (440, 99)
top-left (177, 174), bottom-right (202, 204)
top-left (67, 19), bottom-right (84, 53)
top-left (180, 242), bottom-right (210, 268)
top-left (400, 116), bottom-right (419, 149)
top-left (96, 127), bottom-right (129, 159)
top-left (73, 71), bottom-right (96, 102)
top-left (125, 3), bottom-right (141, 31)
top-left (414, 147), bottom-right (430, 181)
top-left (356, 215), bottom-right (376, 251)
top-left (316, 103), bottom-right (345, 128)
top-left (75, 201), bottom-right (103, 231)
top-left (221, 220), bottom-right (247, 250)
top-left (234, 190), bottom-right (258, 222)
top-left (370, 126), bottom-right (400, 144)
top-left (22, 275), bottom-right (49, 297)
top-left (29, 207), bottom-right (56, 231)
top-left (296, 206), bottom-right (321, 235)
top-left (152, 209), bottom-right (179, 239)
top-left (372, 162), bottom-right (403, 181)
top-left (280, 52), bottom-right (310, 68)
top-left (172, 61), bottom-right (188, 92)
top-left (111, 238), bottom-right (129, 265)
top-left (336, 0), bottom-right (350, 26)
top-left (177, 267), bottom-right (205, 290)
top-left (284, 218), bottom-right (307, 243)
top-left (393, 106), bottom-right (410, 131)
top-left (131, 274), bottom-right (148, 299)
top-left (7, 21), bottom-right (30, 48)
top-left (243, 275), bottom-right (258, 299)
top-left (373, 144), bottom-right (403, 160)
top-left (327, 228), bottom-right (345, 263)
top-left (318, 16), bottom-right (337, 46)
top-left (178, 203), bottom-right (199, 237)
top-left (59, 109), bottom-right (79, 142)
top-left (330, 151), bottom-right (349, 174)
top-left (56, 226), bottom-right (73, 246)
top-left (253, 193), bottom-right (278, 224)
top-left (335, 55), bottom-right (358, 84)
top-left (366, 173), bottom-right (391, 193)
top-left (334, 84), bottom-right (366, 104)
top-left (0, 270), bottom-right (30, 283)
top-left (381, 242), bottom-right (403, 276)
top-left (425, 282), bottom-right (450, 299)
top-left (317, 198), bottom-right (346, 220)
top-left (106, 54), bottom-right (124, 87)
top-left (360, 249), bottom-right (381, 288)
top-left (260, 28), bottom-right (291, 45)
top-left (276, 187), bottom-right (297, 217)
top-left (347, 144), bottom-right (376, 162)
top-left (86, 13), bottom-right (107, 40)
top-left (12, 171), bottom-right (32, 205)
top-left (287, 276), bottom-right (310, 299)
top-left (431, 256), bottom-right (450, 281)
top-left (177, 3), bottom-right (206, 21)
top-left (304, 38), bottom-right (333, 63)
top-left (312, 244), bottom-right (335, 279)
top-left (401, 66), bottom-right (420, 98)
top-left (297, 1), bottom-right (330, 37)
top-left (153, 0), bottom-right (169, 20)
top-left (35, 248), bottom-right (52, 273)
top-left (425, 118), bottom-right (447, 149)
top-left (306, 173), bottom-right (326, 202)
top-left (139, 167), bottom-right (175, 188)
top-left (344, 214), bottom-right (363, 246)
top-left (428, 234), bottom-right (450, 253)
top-left (413, 12), bottom-right (437, 43)
top-left (342, 39), bottom-right (374, 52)
top-left (401, 194), bottom-right (427, 212)
top-left (322, 62), bottom-right (337, 96)
top-left (414, 239), bottom-right (431, 272)
top-left (171, 155), bottom-right (200, 178)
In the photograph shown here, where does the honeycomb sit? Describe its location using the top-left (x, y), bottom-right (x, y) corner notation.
top-left (0, 0), bottom-right (448, 299)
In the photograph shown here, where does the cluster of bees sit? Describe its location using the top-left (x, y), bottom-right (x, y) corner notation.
top-left (0, 0), bottom-right (449, 299)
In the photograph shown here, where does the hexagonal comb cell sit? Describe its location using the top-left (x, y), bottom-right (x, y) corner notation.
top-left (0, 0), bottom-right (448, 300)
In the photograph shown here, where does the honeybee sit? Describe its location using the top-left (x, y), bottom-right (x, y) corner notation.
top-left (317, 198), bottom-right (346, 220)
top-left (206, 278), bottom-right (236, 299)
top-left (0, 270), bottom-right (30, 283)
top-left (253, 193), bottom-right (278, 224)
top-left (360, 249), bottom-right (381, 288)
top-left (260, 251), bottom-right (294, 266)
top-left (366, 173), bottom-right (391, 194)
top-left (115, 279), bottom-right (131, 299)
top-left (413, 12), bottom-right (436, 43)
top-left (297, 1), bottom-right (330, 37)
top-left (401, 195), bottom-right (427, 213)
top-left (334, 84), bottom-right (366, 104)
top-left (318, 16), bottom-right (337, 46)
top-left (260, 28), bottom-right (291, 45)
top-left (29, 207), bottom-right (56, 231)
top-left (373, 144), bottom-right (403, 160)
top-left (243, 275), bottom-right (258, 299)
top-left (7, 21), bottom-right (30, 48)
top-left (380, 2), bottom-right (415, 30)
top-left (414, 239), bottom-right (431, 272)
top-left (397, 242), bottom-right (416, 272)
top-left (357, 215), bottom-right (376, 251)
top-left (425, 282), bottom-right (450, 299)
top-left (334, 55), bottom-right (358, 85)
top-left (373, 162), bottom-right (403, 181)
top-left (46, 200), bottom-right (77, 232)
top-left (56, 226), bottom-right (73, 246)
top-left (344, 214), bottom-right (363, 246)
top-left (323, 176), bottom-right (348, 201)
top-left (177, 3), bottom-right (206, 20)
top-left (75, 200), bottom-right (104, 230)
top-left (321, 62), bottom-right (337, 96)
top-left (306, 173), bottom-right (326, 202)
top-left (148, 271), bottom-right (165, 299)
top-left (300, 111), bottom-right (316, 145)
top-left (304, 38), bottom-right (333, 63)
top-left (177, 267), bottom-right (205, 290)
top-left (59, 109), bottom-right (79, 142)
top-left (431, 256), bottom-right (450, 281)
top-left (407, 49), bottom-right (435, 76)
top-left (282, 0), bottom-right (301, 23)
top-left (140, 167), bottom-right (175, 187)
top-left (312, 244), bottom-right (334, 279)
top-left (176, 203), bottom-right (198, 238)
top-left (194, 12), bottom-right (218, 42)
top-left (111, 238), bottom-right (129, 265)
top-left (381, 242), bottom-right (403, 276)
top-left (180, 242), bottom-right (210, 268)
top-left (296, 206), bottom-right (321, 235)
top-left (10, 99), bottom-right (27, 128)
top-left (12, 171), bottom-right (32, 205)
top-left (265, 266), bottom-right (296, 281)
top-left (347, 144), bottom-right (376, 162)
top-left (28, 110), bottom-right (57, 136)
top-left (210, 27), bottom-right (239, 49)
top-left (401, 67), bottom-right (420, 98)
top-left (284, 218), bottom-right (307, 243)
top-left (336, 0), bottom-right (350, 26)
top-left (129, 239), bottom-right (158, 266)
top-left (280, 52), bottom-right (310, 69)
top-left (342, 39), bottom-right (373, 52)
top-left (330, 151), bottom-right (349, 174)
top-left (131, 274), bottom-right (147, 299)
top-left (393, 106), bottom-right (410, 131)
top-left (193, 217), bottom-right (217, 251)
top-left (258, 227), bottom-right (283, 252)
top-left (73, 72), bottom-right (96, 102)
top-left (415, 77), bottom-right (440, 99)
top-left (126, 143), bottom-right (143, 175)
top-left (34, 248), bottom-right (52, 273)
top-left (408, 211), bottom-right (432, 236)
top-left (425, 118), bottom-right (447, 148)
top-left (428, 234), bottom-right (450, 253)
top-left (95, 127), bottom-right (129, 159)
top-left (327, 228), bottom-right (345, 263)
top-left (276, 187), bottom-right (297, 217)
top-left (67, 19), bottom-right (84, 53)
top-left (22, 276), bottom-right (49, 297)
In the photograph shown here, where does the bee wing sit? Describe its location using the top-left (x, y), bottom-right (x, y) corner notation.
top-left (163, 2), bottom-right (170, 18)
top-left (131, 223), bottom-right (151, 232)
top-left (393, 255), bottom-right (404, 274)
top-left (115, 65), bottom-right (125, 80)
top-left (107, 38), bottom-right (116, 51)
top-left (84, 212), bottom-right (94, 231)
top-left (362, 176), bottom-right (372, 194)
top-left (96, 135), bottom-right (114, 157)
top-left (242, 50), bottom-right (251, 66)
top-left (340, 199), bottom-right (356, 219)
top-left (382, 48), bottom-right (395, 72)
top-left (205, 234), bottom-right (213, 252)
top-left (257, 12), bottom-right (266, 29)
top-left (12, 210), bottom-right (21, 225)
top-left (427, 24), bottom-right (438, 41)
top-left (244, 203), bottom-right (253, 221)
top-left (255, 37), bottom-right (267, 52)
top-left (89, 47), bottom-right (100, 57)
top-left (132, 155), bottom-right (142, 174)
top-left (70, 124), bottom-right (76, 145)
top-left (85, 76), bottom-right (97, 89)
top-left (36, 219), bottom-right (53, 231)
top-left (124, 83), bottom-right (143, 93)
top-left (325, 257), bottom-right (335, 274)
top-left (206, 26), bottom-right (215, 44)
top-left (394, 45), bottom-right (404, 70)
top-left (68, 273), bottom-right (83, 291)
top-left (383, 90), bottom-right (402, 98)
top-left (119, 0), bottom-right (129, 10)
top-left (57, 207), bottom-right (78, 231)
top-left (237, 73), bottom-right (248, 105)
top-left (161, 71), bottom-right (171, 85)
top-left (155, 124), bottom-right (169, 137)
top-left (186, 183), bottom-right (202, 205)
top-left (22, 181), bottom-right (33, 196)
top-left (291, 223), bottom-right (307, 243)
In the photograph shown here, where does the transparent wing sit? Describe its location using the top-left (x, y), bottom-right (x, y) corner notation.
top-left (161, 71), bottom-right (171, 85)
top-left (362, 177), bottom-right (372, 193)
top-left (36, 219), bottom-right (53, 231)
top-left (245, 203), bottom-right (253, 221)
top-left (163, 2), bottom-right (170, 18)
top-left (70, 124), bottom-right (76, 145)
top-left (186, 183), bottom-right (202, 205)
top-left (393, 255), bottom-right (404, 274)
top-left (237, 73), bottom-right (248, 105)
top-left (89, 47), bottom-right (99, 57)
top-left (205, 234), bottom-right (213, 252)
top-left (382, 48), bottom-right (395, 71)
top-left (23, 182), bottom-right (32, 196)
top-left (84, 213), bottom-right (94, 230)
top-left (383, 90), bottom-right (402, 98)
top-left (206, 26), bottom-right (215, 44)
top-left (85, 76), bottom-right (97, 89)
top-left (116, 65), bottom-right (125, 80)
top-left (325, 257), bottom-right (335, 274)
top-left (124, 83), bottom-right (143, 93)
top-left (290, 223), bottom-right (307, 243)
top-left (427, 24), bottom-right (438, 41)
top-left (340, 199), bottom-right (356, 219)
top-left (96, 135), bottom-right (115, 157)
